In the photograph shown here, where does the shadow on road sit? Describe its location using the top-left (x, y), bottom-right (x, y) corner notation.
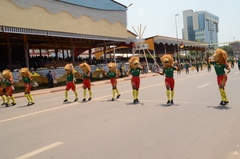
top-left (207, 105), bottom-right (231, 110)
top-left (101, 99), bottom-right (120, 102)
top-left (17, 105), bottom-right (32, 108)
top-left (160, 104), bottom-right (180, 107)
top-left (126, 102), bottom-right (144, 106)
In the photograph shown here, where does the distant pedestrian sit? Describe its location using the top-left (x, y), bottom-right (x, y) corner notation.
top-left (207, 61), bottom-right (211, 72)
top-left (47, 71), bottom-right (54, 88)
top-left (119, 64), bottom-right (123, 78)
top-left (195, 61), bottom-right (200, 72)
top-left (51, 66), bottom-right (58, 85)
top-left (185, 61), bottom-right (190, 74)
top-left (231, 59), bottom-right (235, 68)
top-left (237, 59), bottom-right (240, 70)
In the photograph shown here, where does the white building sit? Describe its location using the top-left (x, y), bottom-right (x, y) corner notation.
top-left (182, 9), bottom-right (219, 49)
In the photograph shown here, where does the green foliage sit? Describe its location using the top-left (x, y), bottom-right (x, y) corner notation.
top-left (190, 50), bottom-right (197, 57)
top-left (220, 45), bottom-right (234, 56)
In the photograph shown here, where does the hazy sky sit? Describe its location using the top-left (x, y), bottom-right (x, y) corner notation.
top-left (116, 0), bottom-right (239, 44)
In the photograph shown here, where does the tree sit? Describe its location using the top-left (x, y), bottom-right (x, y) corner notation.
top-left (189, 50), bottom-right (197, 59)
top-left (220, 45), bottom-right (234, 56)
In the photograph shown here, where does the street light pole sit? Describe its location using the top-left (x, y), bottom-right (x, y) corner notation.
top-left (175, 14), bottom-right (179, 63)
top-left (233, 37), bottom-right (236, 58)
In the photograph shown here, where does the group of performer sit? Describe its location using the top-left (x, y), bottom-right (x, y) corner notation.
top-left (0, 68), bottom-right (33, 107)
top-left (62, 62), bottom-right (121, 103)
top-left (62, 48), bottom-right (231, 106)
top-left (0, 48), bottom-right (232, 107)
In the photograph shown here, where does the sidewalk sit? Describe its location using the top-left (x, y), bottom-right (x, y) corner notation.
top-left (13, 73), bottom-right (158, 98)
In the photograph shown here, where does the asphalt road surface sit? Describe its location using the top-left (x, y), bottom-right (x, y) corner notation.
top-left (1, 67), bottom-right (240, 159)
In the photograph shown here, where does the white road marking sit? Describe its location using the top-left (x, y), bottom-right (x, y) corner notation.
top-left (0, 103), bottom-right (76, 123)
top-left (198, 82), bottom-right (212, 88)
top-left (15, 142), bottom-right (63, 159)
top-left (234, 72), bottom-right (240, 74)
top-left (231, 151), bottom-right (240, 155)
top-left (95, 73), bottom-right (208, 100)
top-left (227, 151), bottom-right (240, 159)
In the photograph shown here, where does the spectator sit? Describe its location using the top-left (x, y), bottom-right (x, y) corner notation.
top-left (47, 71), bottom-right (54, 88)
top-left (119, 64), bottom-right (123, 78)
top-left (50, 66), bottom-right (58, 85)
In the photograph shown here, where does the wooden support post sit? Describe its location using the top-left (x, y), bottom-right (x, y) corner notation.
top-left (89, 48), bottom-right (92, 64)
top-left (23, 35), bottom-right (29, 68)
top-left (103, 41), bottom-right (107, 64)
top-left (55, 48), bottom-right (58, 60)
top-left (39, 47), bottom-right (42, 57)
top-left (62, 49), bottom-right (65, 60)
top-left (164, 44), bottom-right (167, 54)
top-left (71, 39), bottom-right (75, 64)
top-left (6, 37), bottom-right (13, 70)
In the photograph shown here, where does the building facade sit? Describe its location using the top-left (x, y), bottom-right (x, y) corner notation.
top-left (182, 9), bottom-right (219, 49)
top-left (0, 0), bottom-right (133, 69)
top-left (229, 42), bottom-right (240, 59)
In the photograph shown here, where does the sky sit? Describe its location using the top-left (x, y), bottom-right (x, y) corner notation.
top-left (116, 0), bottom-right (240, 44)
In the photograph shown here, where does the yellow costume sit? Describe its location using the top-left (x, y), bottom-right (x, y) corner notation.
top-left (158, 54), bottom-right (178, 104)
top-left (0, 72), bottom-right (6, 105)
top-left (79, 63), bottom-right (92, 102)
top-left (211, 48), bottom-right (230, 105)
top-left (2, 70), bottom-right (16, 107)
top-left (63, 64), bottom-right (78, 102)
top-left (128, 57), bottom-right (142, 104)
top-left (106, 62), bottom-right (121, 101)
top-left (19, 68), bottom-right (35, 106)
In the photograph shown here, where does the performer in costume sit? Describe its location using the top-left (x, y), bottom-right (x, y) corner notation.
top-left (195, 60), bottom-right (200, 72)
top-left (210, 48), bottom-right (231, 105)
top-left (105, 62), bottom-right (121, 101)
top-left (19, 68), bottom-right (35, 106)
top-left (79, 63), bottom-right (92, 102)
top-left (128, 56), bottom-right (142, 104)
top-left (63, 64), bottom-right (78, 102)
top-left (185, 61), bottom-right (190, 74)
top-left (157, 54), bottom-right (179, 105)
top-left (2, 70), bottom-right (16, 107)
top-left (0, 72), bottom-right (6, 105)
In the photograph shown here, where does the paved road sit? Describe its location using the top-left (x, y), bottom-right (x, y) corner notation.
top-left (1, 67), bottom-right (240, 159)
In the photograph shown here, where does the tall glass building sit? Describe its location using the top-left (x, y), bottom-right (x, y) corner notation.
top-left (182, 10), bottom-right (219, 48)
